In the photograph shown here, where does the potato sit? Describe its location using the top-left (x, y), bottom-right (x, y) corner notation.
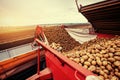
top-left (110, 72), bottom-right (114, 76)
top-left (83, 65), bottom-right (88, 69)
top-left (100, 66), bottom-right (105, 69)
top-left (103, 69), bottom-right (109, 74)
top-left (84, 61), bottom-right (91, 66)
top-left (88, 65), bottom-right (96, 72)
top-left (106, 65), bottom-right (112, 71)
top-left (88, 55), bottom-right (94, 59)
top-left (115, 48), bottom-right (120, 52)
top-left (69, 57), bottom-right (74, 60)
top-left (91, 61), bottom-right (96, 65)
top-left (111, 76), bottom-right (119, 80)
top-left (80, 58), bottom-right (84, 63)
top-left (96, 57), bottom-right (100, 60)
top-left (73, 58), bottom-right (80, 63)
top-left (115, 72), bottom-right (120, 78)
top-left (114, 52), bottom-right (120, 56)
top-left (102, 61), bottom-right (108, 66)
top-left (107, 41), bottom-right (112, 45)
top-left (95, 49), bottom-right (100, 53)
top-left (100, 50), bottom-right (106, 54)
top-left (86, 52), bottom-right (90, 55)
top-left (101, 47), bottom-right (106, 50)
top-left (107, 61), bottom-right (112, 65)
top-left (100, 70), bottom-right (105, 75)
top-left (112, 44), bottom-right (117, 48)
top-left (115, 68), bottom-right (119, 72)
top-left (72, 54), bottom-right (76, 58)
top-left (88, 58), bottom-right (92, 62)
top-left (96, 66), bottom-right (100, 70)
top-left (114, 56), bottom-right (120, 60)
top-left (99, 54), bottom-right (103, 58)
top-left (96, 53), bottom-right (102, 58)
top-left (87, 49), bottom-right (91, 53)
top-left (91, 49), bottom-right (95, 54)
top-left (75, 53), bottom-right (80, 58)
top-left (108, 58), bottom-right (115, 62)
top-left (103, 54), bottom-right (109, 58)
top-left (103, 73), bottom-right (108, 79)
top-left (95, 44), bottom-right (101, 50)
top-left (66, 54), bottom-right (72, 58)
top-left (108, 53), bottom-right (114, 57)
top-left (96, 60), bottom-right (102, 66)
top-left (109, 48), bottom-right (115, 53)
top-left (114, 61), bottom-right (120, 67)
top-left (82, 55), bottom-right (88, 60)
top-left (98, 76), bottom-right (104, 80)
top-left (101, 58), bottom-right (107, 61)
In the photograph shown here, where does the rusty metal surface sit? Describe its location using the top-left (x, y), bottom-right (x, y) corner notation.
top-left (80, 0), bottom-right (120, 35)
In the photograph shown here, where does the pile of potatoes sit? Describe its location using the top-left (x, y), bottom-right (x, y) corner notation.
top-left (43, 26), bottom-right (81, 52)
top-left (50, 42), bottom-right (62, 52)
top-left (63, 36), bottom-right (120, 80)
top-left (43, 26), bottom-right (120, 79)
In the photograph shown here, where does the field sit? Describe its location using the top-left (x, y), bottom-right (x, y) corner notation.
top-left (0, 26), bottom-right (36, 44)
top-left (0, 24), bottom-right (91, 50)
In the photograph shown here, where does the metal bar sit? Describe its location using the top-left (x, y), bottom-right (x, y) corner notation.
top-left (37, 48), bottom-right (40, 75)
top-left (75, 0), bottom-right (80, 12)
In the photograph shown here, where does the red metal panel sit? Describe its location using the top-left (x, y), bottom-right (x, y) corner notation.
top-left (45, 51), bottom-right (94, 80)
top-left (45, 51), bottom-right (73, 80)
top-left (97, 33), bottom-right (115, 38)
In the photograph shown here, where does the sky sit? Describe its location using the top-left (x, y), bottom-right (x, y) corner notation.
top-left (0, 0), bottom-right (104, 26)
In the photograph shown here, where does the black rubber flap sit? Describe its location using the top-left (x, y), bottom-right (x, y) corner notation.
top-left (80, 0), bottom-right (120, 35)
